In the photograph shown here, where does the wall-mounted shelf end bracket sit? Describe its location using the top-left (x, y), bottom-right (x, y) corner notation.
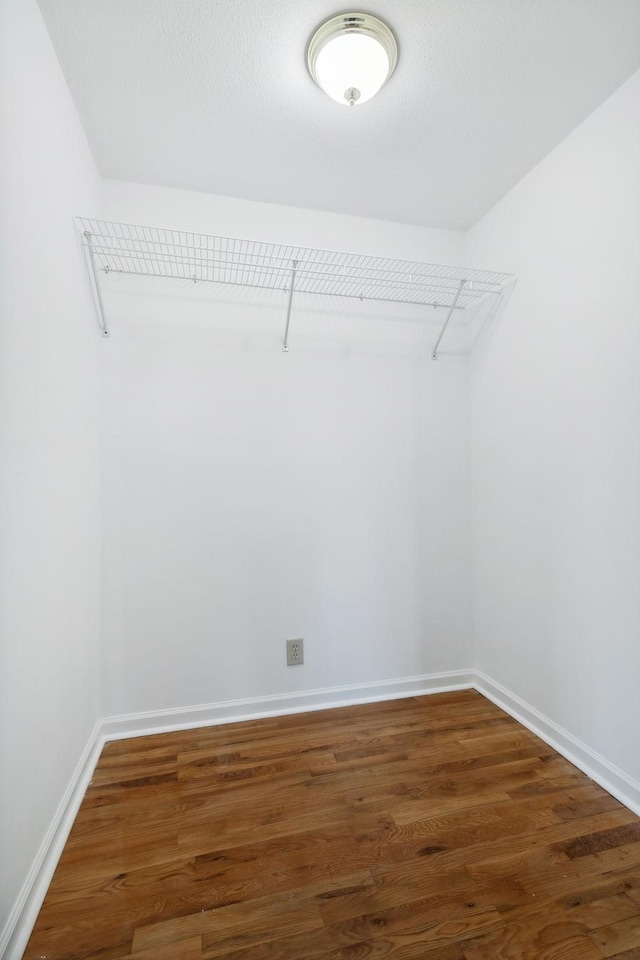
top-left (282, 261), bottom-right (298, 353)
top-left (81, 230), bottom-right (110, 338)
top-left (432, 279), bottom-right (466, 360)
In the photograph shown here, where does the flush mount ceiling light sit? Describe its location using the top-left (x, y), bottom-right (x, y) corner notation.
top-left (307, 12), bottom-right (398, 107)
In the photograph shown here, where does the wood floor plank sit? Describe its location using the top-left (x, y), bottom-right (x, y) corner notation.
top-left (559, 823), bottom-right (640, 860)
top-left (588, 915), bottom-right (640, 956)
top-left (117, 936), bottom-right (203, 959)
top-left (132, 889), bottom-right (324, 954)
top-left (23, 691), bottom-right (640, 960)
top-left (565, 893), bottom-right (640, 929)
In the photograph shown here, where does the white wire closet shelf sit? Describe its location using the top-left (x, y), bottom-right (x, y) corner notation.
top-left (77, 218), bottom-right (515, 357)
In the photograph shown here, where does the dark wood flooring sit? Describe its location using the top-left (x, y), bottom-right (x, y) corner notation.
top-left (24, 689), bottom-right (640, 959)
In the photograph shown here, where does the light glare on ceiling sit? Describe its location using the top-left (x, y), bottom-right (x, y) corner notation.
top-left (307, 13), bottom-right (398, 107)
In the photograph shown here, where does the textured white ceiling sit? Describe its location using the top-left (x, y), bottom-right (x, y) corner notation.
top-left (38, 0), bottom-right (640, 229)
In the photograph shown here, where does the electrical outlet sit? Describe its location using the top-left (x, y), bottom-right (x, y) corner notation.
top-left (287, 638), bottom-right (304, 666)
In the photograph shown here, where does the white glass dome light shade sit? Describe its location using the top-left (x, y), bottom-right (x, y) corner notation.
top-left (315, 33), bottom-right (389, 106)
top-left (307, 13), bottom-right (398, 107)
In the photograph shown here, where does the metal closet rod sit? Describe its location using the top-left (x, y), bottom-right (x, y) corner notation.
top-left (76, 218), bottom-right (515, 357)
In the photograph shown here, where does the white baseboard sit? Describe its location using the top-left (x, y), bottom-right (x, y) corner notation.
top-left (4, 667), bottom-right (640, 960)
top-left (100, 670), bottom-right (475, 741)
top-left (474, 670), bottom-right (640, 817)
top-left (0, 721), bottom-right (104, 960)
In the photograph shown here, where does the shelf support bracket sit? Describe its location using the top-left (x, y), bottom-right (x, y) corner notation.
top-left (282, 260), bottom-right (298, 353)
top-left (82, 231), bottom-right (110, 338)
top-left (432, 279), bottom-right (466, 360)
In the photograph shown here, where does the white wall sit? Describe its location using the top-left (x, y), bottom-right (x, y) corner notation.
top-left (0, 0), bottom-right (101, 942)
top-left (467, 71), bottom-right (640, 780)
top-left (102, 181), bottom-right (464, 265)
top-left (99, 182), bottom-right (472, 716)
